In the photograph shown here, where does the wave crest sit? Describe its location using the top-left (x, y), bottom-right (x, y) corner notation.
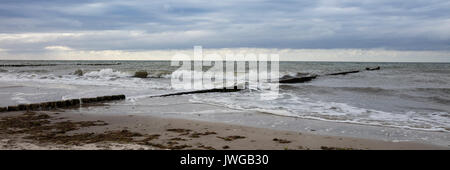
top-left (84, 69), bottom-right (131, 78)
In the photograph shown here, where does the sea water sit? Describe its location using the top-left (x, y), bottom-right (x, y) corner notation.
top-left (1, 60), bottom-right (449, 134)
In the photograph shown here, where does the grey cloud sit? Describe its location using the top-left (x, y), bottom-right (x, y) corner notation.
top-left (0, 0), bottom-right (449, 51)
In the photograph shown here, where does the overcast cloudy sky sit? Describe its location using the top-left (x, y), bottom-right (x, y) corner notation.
top-left (0, 0), bottom-right (449, 61)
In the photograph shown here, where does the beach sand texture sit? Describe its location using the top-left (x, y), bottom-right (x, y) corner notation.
top-left (0, 110), bottom-right (444, 150)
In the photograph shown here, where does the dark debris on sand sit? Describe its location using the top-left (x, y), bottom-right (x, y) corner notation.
top-left (0, 112), bottom-right (302, 150)
top-left (0, 112), bottom-right (106, 135)
top-left (189, 131), bottom-right (217, 138)
top-left (169, 137), bottom-right (188, 141)
top-left (0, 112), bottom-right (241, 150)
top-left (166, 128), bottom-right (192, 134)
top-left (217, 135), bottom-right (246, 141)
top-left (320, 146), bottom-right (355, 150)
top-left (273, 138), bottom-right (291, 144)
top-left (198, 144), bottom-right (216, 150)
top-left (140, 141), bottom-right (192, 150)
top-left (0, 112), bottom-right (145, 146)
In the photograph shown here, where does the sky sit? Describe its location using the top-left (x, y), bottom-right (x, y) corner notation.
top-left (0, 0), bottom-right (449, 62)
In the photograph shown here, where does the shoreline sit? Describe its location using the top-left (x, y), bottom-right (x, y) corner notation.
top-left (0, 110), bottom-right (446, 150)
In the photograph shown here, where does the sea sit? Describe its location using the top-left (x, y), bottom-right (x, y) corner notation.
top-left (1, 60), bottom-right (449, 136)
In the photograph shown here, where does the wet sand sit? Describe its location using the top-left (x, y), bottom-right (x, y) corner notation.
top-left (0, 110), bottom-right (446, 150)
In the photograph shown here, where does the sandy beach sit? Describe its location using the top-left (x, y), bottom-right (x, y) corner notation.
top-left (0, 109), bottom-right (445, 150)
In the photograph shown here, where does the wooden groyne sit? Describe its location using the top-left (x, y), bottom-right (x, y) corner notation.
top-left (0, 63), bottom-right (121, 67)
top-left (278, 75), bottom-right (318, 84)
top-left (0, 64), bottom-right (57, 67)
top-left (278, 67), bottom-right (380, 84)
top-left (326, 70), bottom-right (360, 76)
top-left (0, 95), bottom-right (125, 113)
top-left (151, 86), bottom-right (241, 98)
top-left (76, 63), bottom-right (121, 66)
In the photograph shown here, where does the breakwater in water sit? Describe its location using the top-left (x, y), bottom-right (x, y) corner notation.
top-left (0, 63), bottom-right (121, 67)
top-left (151, 86), bottom-right (241, 98)
top-left (0, 95), bottom-right (125, 112)
top-left (278, 66), bottom-right (380, 84)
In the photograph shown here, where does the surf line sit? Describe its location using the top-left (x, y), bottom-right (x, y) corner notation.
top-left (147, 67), bottom-right (380, 97)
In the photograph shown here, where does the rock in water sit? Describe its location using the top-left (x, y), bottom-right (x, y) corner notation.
top-left (74, 69), bottom-right (83, 76)
top-left (134, 70), bottom-right (148, 78)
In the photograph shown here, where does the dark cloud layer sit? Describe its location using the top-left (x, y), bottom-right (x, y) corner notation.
top-left (0, 0), bottom-right (449, 51)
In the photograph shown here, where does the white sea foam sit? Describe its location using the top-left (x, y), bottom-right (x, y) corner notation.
top-left (83, 68), bottom-right (131, 78)
top-left (0, 69), bottom-right (170, 90)
top-left (11, 92), bottom-right (31, 104)
top-left (190, 92), bottom-right (450, 132)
